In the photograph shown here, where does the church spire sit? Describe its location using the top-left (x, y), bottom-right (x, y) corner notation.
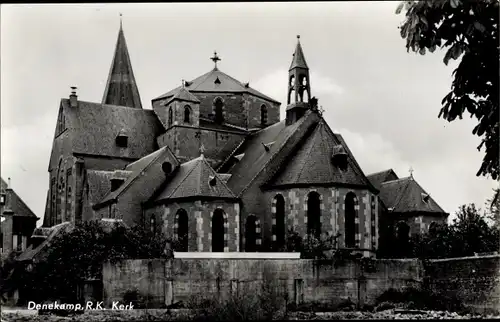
top-left (102, 15), bottom-right (143, 109)
top-left (286, 35), bottom-right (312, 126)
top-left (289, 35), bottom-right (309, 70)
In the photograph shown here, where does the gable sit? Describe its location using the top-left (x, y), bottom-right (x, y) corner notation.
top-left (60, 99), bottom-right (163, 160)
top-left (367, 169), bottom-right (399, 191)
top-left (1, 178), bottom-right (38, 219)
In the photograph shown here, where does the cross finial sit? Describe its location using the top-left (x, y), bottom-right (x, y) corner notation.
top-left (200, 144), bottom-right (206, 156)
top-left (409, 166), bottom-right (414, 178)
top-left (210, 51), bottom-right (221, 69)
top-left (182, 79), bottom-right (185, 88)
top-left (119, 13), bottom-right (123, 29)
top-left (297, 35), bottom-right (300, 40)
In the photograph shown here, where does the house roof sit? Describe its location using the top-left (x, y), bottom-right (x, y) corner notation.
top-left (164, 86), bottom-right (201, 106)
top-left (1, 178), bottom-right (37, 219)
top-left (56, 99), bottom-right (163, 163)
top-left (224, 110), bottom-right (319, 196)
top-left (366, 169), bottom-right (399, 191)
top-left (153, 155), bottom-right (237, 203)
top-left (379, 176), bottom-right (447, 215)
top-left (289, 36), bottom-right (309, 70)
top-left (268, 120), bottom-right (376, 191)
top-left (153, 67), bottom-right (280, 104)
top-left (16, 222), bottom-right (72, 262)
top-left (101, 23), bottom-right (142, 109)
top-left (96, 146), bottom-right (175, 206)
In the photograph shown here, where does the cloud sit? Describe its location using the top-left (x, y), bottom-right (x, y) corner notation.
top-left (252, 69), bottom-right (343, 105)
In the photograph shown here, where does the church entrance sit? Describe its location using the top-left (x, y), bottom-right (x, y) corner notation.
top-left (212, 209), bottom-right (225, 252)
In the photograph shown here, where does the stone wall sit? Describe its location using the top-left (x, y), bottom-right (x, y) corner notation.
top-left (425, 255), bottom-right (500, 314)
top-left (103, 257), bottom-right (422, 309)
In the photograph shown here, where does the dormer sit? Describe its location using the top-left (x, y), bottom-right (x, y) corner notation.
top-left (332, 144), bottom-right (348, 170)
top-left (116, 129), bottom-right (129, 148)
top-left (110, 170), bottom-right (131, 192)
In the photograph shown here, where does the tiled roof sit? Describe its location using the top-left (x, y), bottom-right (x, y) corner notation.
top-left (199, 118), bottom-right (249, 134)
top-left (268, 120), bottom-right (376, 190)
top-left (224, 111), bottom-right (317, 196)
top-left (153, 68), bottom-right (280, 104)
top-left (97, 146), bottom-right (175, 206)
top-left (101, 24), bottom-right (142, 109)
top-left (164, 87), bottom-right (200, 106)
top-left (86, 170), bottom-right (114, 206)
top-left (58, 99), bottom-right (163, 161)
top-left (379, 176), bottom-right (447, 215)
top-left (153, 155), bottom-right (237, 203)
top-left (366, 169), bottom-right (399, 191)
top-left (289, 37), bottom-right (309, 70)
top-left (0, 178), bottom-right (37, 218)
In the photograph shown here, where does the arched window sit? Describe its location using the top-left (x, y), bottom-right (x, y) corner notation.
top-left (184, 105), bottom-right (191, 124)
top-left (428, 221), bottom-right (437, 234)
top-left (344, 192), bottom-right (357, 248)
top-left (168, 107), bottom-right (173, 128)
top-left (245, 215), bottom-right (258, 252)
top-left (288, 88), bottom-right (296, 105)
top-left (274, 194), bottom-right (286, 249)
top-left (150, 215), bottom-right (156, 235)
top-left (214, 98), bottom-right (224, 124)
top-left (176, 209), bottom-right (189, 251)
top-left (307, 192), bottom-right (321, 239)
top-left (300, 75), bottom-right (308, 86)
top-left (260, 105), bottom-right (268, 127)
top-left (212, 209), bottom-right (225, 252)
top-left (303, 90), bottom-right (309, 103)
top-left (396, 221), bottom-right (410, 244)
top-left (57, 172), bottom-right (64, 224)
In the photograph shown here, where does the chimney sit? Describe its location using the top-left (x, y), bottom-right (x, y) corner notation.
top-left (70, 86), bottom-right (78, 108)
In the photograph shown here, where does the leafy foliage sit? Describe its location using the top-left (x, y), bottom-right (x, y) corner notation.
top-left (397, 0), bottom-right (499, 179)
top-left (486, 188), bottom-right (500, 228)
top-left (382, 203), bottom-right (500, 259)
top-left (20, 220), bottom-right (172, 303)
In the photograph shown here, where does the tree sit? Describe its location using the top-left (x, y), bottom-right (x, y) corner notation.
top-left (485, 188), bottom-right (500, 228)
top-left (397, 0), bottom-right (499, 180)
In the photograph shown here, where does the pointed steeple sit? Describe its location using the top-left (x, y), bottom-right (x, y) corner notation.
top-left (102, 16), bottom-right (143, 109)
top-left (289, 35), bottom-right (309, 70)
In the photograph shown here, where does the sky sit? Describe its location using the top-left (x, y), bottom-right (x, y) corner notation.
top-left (1, 2), bottom-right (498, 226)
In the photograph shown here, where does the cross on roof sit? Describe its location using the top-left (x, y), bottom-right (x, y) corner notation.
top-left (210, 51), bottom-right (221, 68)
top-left (119, 13), bottom-right (123, 28)
top-left (409, 166), bottom-right (414, 178)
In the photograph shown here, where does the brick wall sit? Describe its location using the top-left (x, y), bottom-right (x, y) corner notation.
top-left (242, 93), bottom-right (280, 129)
top-left (425, 255), bottom-right (500, 313)
top-left (102, 257), bottom-right (422, 309)
top-left (157, 126), bottom-right (246, 169)
top-left (145, 200), bottom-right (240, 252)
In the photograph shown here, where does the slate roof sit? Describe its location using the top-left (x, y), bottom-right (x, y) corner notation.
top-left (57, 99), bottom-right (163, 161)
top-left (199, 118), bottom-right (249, 134)
top-left (379, 176), bottom-right (447, 215)
top-left (102, 23), bottom-right (142, 109)
top-left (153, 68), bottom-right (280, 104)
top-left (0, 178), bottom-right (37, 218)
top-left (289, 37), bottom-right (309, 70)
top-left (224, 110), bottom-right (318, 196)
top-left (164, 86), bottom-right (201, 106)
top-left (267, 120), bottom-right (376, 191)
top-left (96, 146), bottom-right (174, 206)
top-left (366, 169), bottom-right (399, 191)
top-left (153, 155), bottom-right (237, 203)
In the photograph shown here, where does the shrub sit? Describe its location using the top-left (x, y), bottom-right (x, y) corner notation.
top-left (123, 289), bottom-right (147, 309)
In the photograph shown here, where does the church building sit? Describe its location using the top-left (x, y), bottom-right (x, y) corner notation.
top-left (37, 21), bottom-right (447, 257)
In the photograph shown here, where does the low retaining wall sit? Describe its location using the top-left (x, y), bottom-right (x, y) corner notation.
top-left (425, 255), bottom-right (500, 314)
top-left (102, 257), bottom-right (423, 309)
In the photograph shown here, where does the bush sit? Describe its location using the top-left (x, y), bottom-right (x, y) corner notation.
top-left (375, 287), bottom-right (466, 312)
top-left (123, 289), bottom-right (147, 309)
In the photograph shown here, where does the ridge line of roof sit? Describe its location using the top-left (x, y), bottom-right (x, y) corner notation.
top-left (200, 157), bottom-right (237, 198)
top-left (166, 157), bottom-right (203, 199)
top-left (295, 121), bottom-right (319, 183)
top-left (392, 179), bottom-right (412, 211)
top-left (98, 147), bottom-right (169, 205)
top-left (381, 176), bottom-right (412, 185)
top-left (237, 111), bottom-right (315, 197)
top-left (216, 137), bottom-right (248, 172)
top-left (367, 169), bottom-right (394, 177)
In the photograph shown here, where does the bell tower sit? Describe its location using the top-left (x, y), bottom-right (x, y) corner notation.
top-left (286, 35), bottom-right (312, 125)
